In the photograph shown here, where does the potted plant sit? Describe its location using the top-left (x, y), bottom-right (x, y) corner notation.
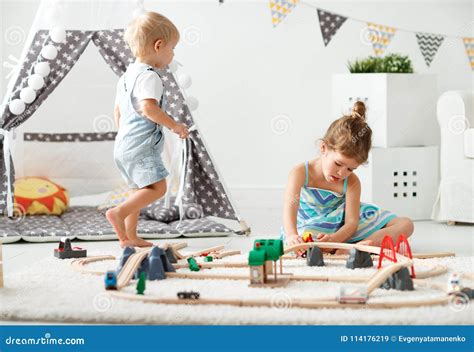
top-left (332, 53), bottom-right (438, 148)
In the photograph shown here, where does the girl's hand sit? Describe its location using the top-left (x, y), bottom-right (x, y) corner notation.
top-left (173, 123), bottom-right (189, 139)
top-left (316, 233), bottom-right (334, 253)
top-left (285, 234), bottom-right (305, 257)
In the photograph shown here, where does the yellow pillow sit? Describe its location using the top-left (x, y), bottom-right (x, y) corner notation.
top-left (98, 184), bottom-right (133, 213)
top-left (14, 177), bottom-right (69, 215)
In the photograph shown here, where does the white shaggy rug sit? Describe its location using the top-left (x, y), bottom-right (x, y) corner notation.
top-left (1, 249), bottom-right (473, 325)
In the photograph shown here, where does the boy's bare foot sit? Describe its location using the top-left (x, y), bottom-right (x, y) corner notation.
top-left (127, 236), bottom-right (153, 247)
top-left (119, 239), bottom-right (135, 248)
top-left (106, 208), bottom-right (127, 242)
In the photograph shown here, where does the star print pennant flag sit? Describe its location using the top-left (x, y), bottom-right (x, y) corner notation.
top-left (269, 0), bottom-right (299, 27)
top-left (366, 23), bottom-right (396, 56)
top-left (316, 9), bottom-right (347, 46)
top-left (463, 37), bottom-right (474, 70)
top-left (416, 33), bottom-right (444, 67)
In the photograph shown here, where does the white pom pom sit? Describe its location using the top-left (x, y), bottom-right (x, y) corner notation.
top-left (50, 27), bottom-right (66, 43)
top-left (20, 87), bottom-right (36, 104)
top-left (41, 44), bottom-right (58, 60)
top-left (169, 61), bottom-right (179, 74)
top-left (178, 74), bottom-right (192, 89)
top-left (28, 74), bottom-right (45, 90)
top-left (9, 99), bottom-right (26, 115)
top-left (186, 96), bottom-right (199, 111)
top-left (34, 62), bottom-right (51, 77)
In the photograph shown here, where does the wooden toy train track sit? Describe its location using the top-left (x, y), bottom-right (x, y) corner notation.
top-left (71, 240), bottom-right (470, 310)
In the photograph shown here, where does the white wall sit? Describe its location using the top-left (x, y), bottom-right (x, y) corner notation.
top-left (1, 0), bottom-right (472, 196)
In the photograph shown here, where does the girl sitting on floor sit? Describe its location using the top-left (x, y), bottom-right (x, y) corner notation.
top-left (281, 101), bottom-right (414, 254)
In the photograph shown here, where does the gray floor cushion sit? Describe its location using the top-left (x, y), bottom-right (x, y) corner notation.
top-left (0, 206), bottom-right (235, 243)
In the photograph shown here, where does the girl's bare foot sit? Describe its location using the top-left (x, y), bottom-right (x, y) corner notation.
top-left (128, 236), bottom-right (153, 247)
top-left (106, 208), bottom-right (127, 242)
top-left (357, 239), bottom-right (375, 247)
top-left (334, 240), bottom-right (375, 255)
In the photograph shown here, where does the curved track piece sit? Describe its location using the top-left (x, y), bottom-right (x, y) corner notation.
top-left (71, 255), bottom-right (116, 275)
top-left (116, 249), bottom-right (152, 289)
top-left (108, 291), bottom-right (449, 310)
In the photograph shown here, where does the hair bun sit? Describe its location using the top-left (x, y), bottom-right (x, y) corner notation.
top-left (351, 101), bottom-right (366, 121)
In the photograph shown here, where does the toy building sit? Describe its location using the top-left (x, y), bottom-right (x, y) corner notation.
top-left (54, 237), bottom-right (87, 259)
top-left (248, 239), bottom-right (290, 287)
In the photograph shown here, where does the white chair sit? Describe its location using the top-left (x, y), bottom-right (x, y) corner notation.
top-left (432, 91), bottom-right (474, 224)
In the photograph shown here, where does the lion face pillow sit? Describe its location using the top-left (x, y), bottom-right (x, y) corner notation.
top-left (14, 177), bottom-right (69, 215)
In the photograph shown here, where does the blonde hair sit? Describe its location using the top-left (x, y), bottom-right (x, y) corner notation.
top-left (321, 101), bottom-right (372, 164)
top-left (124, 12), bottom-right (179, 58)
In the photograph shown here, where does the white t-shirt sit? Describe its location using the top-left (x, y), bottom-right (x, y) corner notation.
top-left (115, 63), bottom-right (164, 114)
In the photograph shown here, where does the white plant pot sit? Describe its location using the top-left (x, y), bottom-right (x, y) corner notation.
top-left (356, 146), bottom-right (439, 220)
top-left (332, 73), bottom-right (439, 148)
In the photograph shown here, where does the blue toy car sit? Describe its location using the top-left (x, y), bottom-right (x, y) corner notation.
top-left (105, 270), bottom-right (117, 290)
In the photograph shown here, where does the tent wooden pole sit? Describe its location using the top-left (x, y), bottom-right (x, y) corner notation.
top-left (0, 242), bottom-right (3, 288)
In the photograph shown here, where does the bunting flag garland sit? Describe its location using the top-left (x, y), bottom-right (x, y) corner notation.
top-left (366, 23), bottom-right (396, 56)
top-left (267, 3), bottom-right (473, 70)
top-left (463, 37), bottom-right (474, 70)
top-left (416, 33), bottom-right (444, 67)
top-left (269, 0), bottom-right (299, 27)
top-left (316, 9), bottom-right (347, 46)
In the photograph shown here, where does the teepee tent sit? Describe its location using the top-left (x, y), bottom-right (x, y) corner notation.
top-left (0, 0), bottom-right (249, 242)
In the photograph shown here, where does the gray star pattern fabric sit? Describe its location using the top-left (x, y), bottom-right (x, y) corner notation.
top-left (24, 132), bottom-right (117, 142)
top-left (93, 29), bottom-right (238, 220)
top-left (317, 9), bottom-right (347, 47)
top-left (0, 30), bottom-right (92, 215)
top-left (0, 206), bottom-right (233, 243)
top-left (416, 33), bottom-right (444, 67)
top-left (0, 144), bottom-right (14, 217)
top-left (143, 196), bottom-right (204, 223)
top-left (0, 29), bottom-right (240, 225)
top-left (1, 30), bottom-right (92, 129)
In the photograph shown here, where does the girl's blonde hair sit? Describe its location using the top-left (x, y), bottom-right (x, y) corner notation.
top-left (321, 101), bottom-right (372, 164)
top-left (124, 12), bottom-right (179, 58)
